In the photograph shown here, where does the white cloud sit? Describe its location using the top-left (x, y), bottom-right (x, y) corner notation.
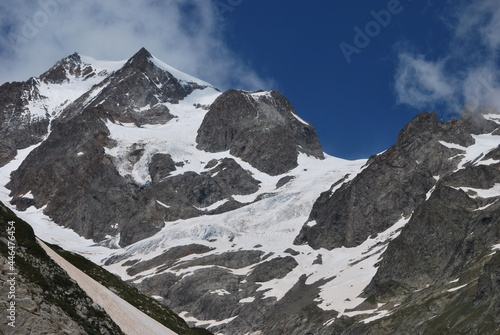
top-left (462, 66), bottom-right (499, 109)
top-left (394, 0), bottom-right (500, 115)
top-left (454, 0), bottom-right (500, 52)
top-left (0, 0), bottom-right (273, 90)
top-left (395, 53), bottom-right (456, 109)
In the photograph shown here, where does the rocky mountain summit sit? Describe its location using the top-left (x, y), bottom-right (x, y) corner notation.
top-left (197, 89), bottom-right (324, 175)
top-left (0, 49), bottom-right (499, 334)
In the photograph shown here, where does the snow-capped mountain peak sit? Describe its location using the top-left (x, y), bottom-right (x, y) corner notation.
top-left (39, 52), bottom-right (121, 84)
top-left (17, 48), bottom-right (215, 126)
top-left (1, 49), bottom-right (499, 335)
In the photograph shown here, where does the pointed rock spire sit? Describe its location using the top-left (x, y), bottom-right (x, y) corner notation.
top-left (125, 47), bottom-right (154, 70)
top-left (130, 47), bottom-right (153, 61)
top-left (39, 52), bottom-right (87, 83)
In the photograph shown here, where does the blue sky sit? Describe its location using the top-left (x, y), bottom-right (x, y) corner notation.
top-left (219, 0), bottom-right (500, 158)
top-left (1, 0), bottom-right (499, 159)
top-left (222, 0), bottom-right (432, 158)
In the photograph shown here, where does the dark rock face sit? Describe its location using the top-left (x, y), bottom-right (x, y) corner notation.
top-left (0, 80), bottom-right (50, 166)
top-left (285, 111), bottom-right (500, 334)
top-left (476, 252), bottom-right (500, 303)
top-left (331, 120), bottom-right (500, 335)
top-left (341, 187), bottom-right (500, 334)
top-left (246, 256), bottom-right (298, 282)
top-left (7, 104), bottom-right (261, 246)
top-left (205, 158), bottom-right (261, 196)
top-left (196, 89), bottom-right (324, 175)
top-left (132, 249), bottom-right (326, 334)
top-left (276, 175), bottom-right (295, 189)
top-left (134, 250), bottom-right (265, 322)
top-left (132, 246), bottom-right (340, 335)
top-left (226, 275), bottom-right (338, 335)
top-left (294, 112), bottom-right (481, 250)
top-left (365, 163), bottom-right (500, 296)
top-left (59, 48), bottom-right (208, 126)
top-left (172, 250), bottom-right (265, 271)
top-left (3, 50), bottom-right (262, 247)
top-left (149, 153), bottom-right (177, 182)
top-left (294, 155), bottom-right (435, 249)
top-left (145, 157), bottom-right (260, 223)
top-left (154, 267), bottom-right (243, 321)
top-left (7, 109), bottom-right (164, 246)
top-left (40, 52), bottom-right (99, 84)
top-left (125, 244), bottom-right (215, 276)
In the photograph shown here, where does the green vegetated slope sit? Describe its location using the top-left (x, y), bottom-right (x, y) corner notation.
top-left (0, 201), bottom-right (211, 335)
top-left (0, 201), bottom-right (124, 334)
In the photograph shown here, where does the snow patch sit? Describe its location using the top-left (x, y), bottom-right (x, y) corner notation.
top-left (475, 200), bottom-right (499, 211)
top-left (211, 289), bottom-right (231, 296)
top-left (426, 185), bottom-right (436, 200)
top-left (252, 215), bottom-right (410, 315)
top-left (249, 91), bottom-right (272, 99)
top-left (156, 200), bottom-right (171, 209)
top-left (195, 199), bottom-right (229, 211)
top-left (457, 134), bottom-right (500, 170)
top-left (103, 88), bottom-right (221, 185)
top-left (291, 112), bottom-right (310, 125)
top-left (454, 183), bottom-right (500, 199)
top-left (439, 140), bottom-right (467, 151)
top-left (447, 284), bottom-right (468, 292)
top-left (179, 311), bottom-right (237, 329)
top-left (151, 55), bottom-right (213, 88)
top-left (306, 220), bottom-right (317, 227)
top-left (477, 158), bottom-right (500, 166)
top-left (483, 113), bottom-right (500, 124)
top-left (311, 216), bottom-right (410, 314)
top-left (361, 310), bottom-right (392, 324)
top-left (21, 191), bottom-right (34, 199)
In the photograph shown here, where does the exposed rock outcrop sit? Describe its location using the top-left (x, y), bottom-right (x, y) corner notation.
top-left (196, 89), bottom-right (324, 175)
top-left (4, 50), bottom-right (261, 247)
top-left (2, 49), bottom-right (500, 335)
top-left (0, 80), bottom-right (50, 166)
top-left (294, 112), bottom-right (489, 250)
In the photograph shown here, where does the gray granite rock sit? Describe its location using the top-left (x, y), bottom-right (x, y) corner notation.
top-left (196, 89), bottom-right (324, 175)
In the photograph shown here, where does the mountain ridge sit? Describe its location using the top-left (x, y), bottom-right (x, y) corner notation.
top-left (0, 49), bottom-right (499, 334)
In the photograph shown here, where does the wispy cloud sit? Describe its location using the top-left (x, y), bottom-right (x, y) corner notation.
top-left (0, 0), bottom-right (273, 90)
top-left (394, 0), bottom-right (500, 116)
top-left (395, 53), bottom-right (456, 109)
